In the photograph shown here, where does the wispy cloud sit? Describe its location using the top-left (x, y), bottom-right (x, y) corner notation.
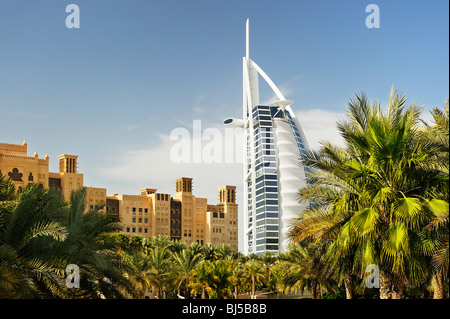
top-left (253, 71), bottom-right (346, 150)
top-left (3, 109), bottom-right (48, 119)
top-left (260, 87), bottom-right (293, 106)
top-left (99, 133), bottom-right (242, 202)
top-left (124, 125), bottom-right (139, 131)
top-left (193, 94), bottom-right (206, 114)
top-left (295, 109), bottom-right (346, 150)
top-left (259, 74), bottom-right (303, 105)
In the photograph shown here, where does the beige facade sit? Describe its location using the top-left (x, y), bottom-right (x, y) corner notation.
top-left (85, 187), bottom-right (107, 213)
top-left (0, 142), bottom-right (106, 214)
top-left (109, 178), bottom-right (238, 249)
top-left (1, 141), bottom-right (239, 249)
top-left (205, 186), bottom-right (239, 250)
top-left (172, 177), bottom-right (207, 245)
top-left (107, 190), bottom-right (171, 238)
top-left (0, 141), bottom-right (49, 191)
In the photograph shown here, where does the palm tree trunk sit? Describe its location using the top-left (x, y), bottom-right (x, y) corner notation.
top-left (379, 274), bottom-right (391, 299)
top-left (343, 273), bottom-right (353, 299)
top-left (234, 285), bottom-right (238, 299)
top-left (312, 283), bottom-right (318, 299)
top-left (379, 274), bottom-right (404, 299)
top-left (391, 289), bottom-right (402, 299)
top-left (252, 276), bottom-right (256, 299)
top-left (156, 287), bottom-right (161, 299)
top-left (185, 279), bottom-right (191, 299)
top-left (433, 272), bottom-right (444, 299)
top-left (391, 278), bottom-right (403, 299)
top-left (202, 286), bottom-right (206, 299)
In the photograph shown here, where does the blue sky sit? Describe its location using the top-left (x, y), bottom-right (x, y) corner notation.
top-left (1, 1), bottom-right (449, 231)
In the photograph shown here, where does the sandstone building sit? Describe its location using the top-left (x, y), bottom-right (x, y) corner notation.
top-left (0, 141), bottom-right (238, 250)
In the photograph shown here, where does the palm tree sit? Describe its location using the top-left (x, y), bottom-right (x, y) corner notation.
top-left (215, 243), bottom-right (234, 260)
top-left (146, 245), bottom-right (172, 299)
top-left (172, 245), bottom-right (203, 298)
top-left (338, 89), bottom-right (446, 298)
top-left (227, 258), bottom-right (244, 299)
top-left (289, 141), bottom-right (365, 299)
top-left (0, 182), bottom-right (68, 298)
top-left (128, 235), bottom-right (144, 253)
top-left (287, 241), bottom-right (334, 299)
top-left (144, 235), bottom-right (173, 251)
top-left (269, 257), bottom-right (309, 298)
top-left (120, 252), bottom-right (152, 298)
top-left (192, 261), bottom-right (213, 299)
top-left (0, 175), bottom-right (18, 297)
top-left (209, 260), bottom-right (233, 299)
top-left (0, 174), bottom-right (15, 202)
top-left (420, 100), bottom-right (449, 177)
top-left (424, 199), bottom-right (449, 299)
top-left (292, 89), bottom-right (448, 298)
top-left (168, 239), bottom-right (186, 257)
top-left (259, 252), bottom-right (276, 283)
top-left (101, 233), bottom-right (131, 253)
top-left (242, 259), bottom-right (265, 299)
top-left (201, 243), bottom-right (218, 261)
top-left (51, 187), bottom-right (133, 298)
top-left (420, 101), bottom-right (449, 298)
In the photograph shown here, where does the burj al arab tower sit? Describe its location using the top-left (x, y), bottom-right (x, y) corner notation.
top-left (224, 20), bottom-right (310, 255)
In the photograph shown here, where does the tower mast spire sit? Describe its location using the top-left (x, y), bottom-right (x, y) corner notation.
top-left (246, 18), bottom-right (249, 60)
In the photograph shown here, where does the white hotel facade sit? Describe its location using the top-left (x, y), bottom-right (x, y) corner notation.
top-left (225, 20), bottom-right (310, 255)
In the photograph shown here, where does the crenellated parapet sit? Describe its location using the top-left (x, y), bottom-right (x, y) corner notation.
top-left (0, 141), bottom-right (28, 156)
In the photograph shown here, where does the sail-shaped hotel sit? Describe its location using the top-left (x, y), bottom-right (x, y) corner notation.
top-left (224, 20), bottom-right (310, 255)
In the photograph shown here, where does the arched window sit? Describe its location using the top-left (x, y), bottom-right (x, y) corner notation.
top-left (8, 168), bottom-right (23, 181)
